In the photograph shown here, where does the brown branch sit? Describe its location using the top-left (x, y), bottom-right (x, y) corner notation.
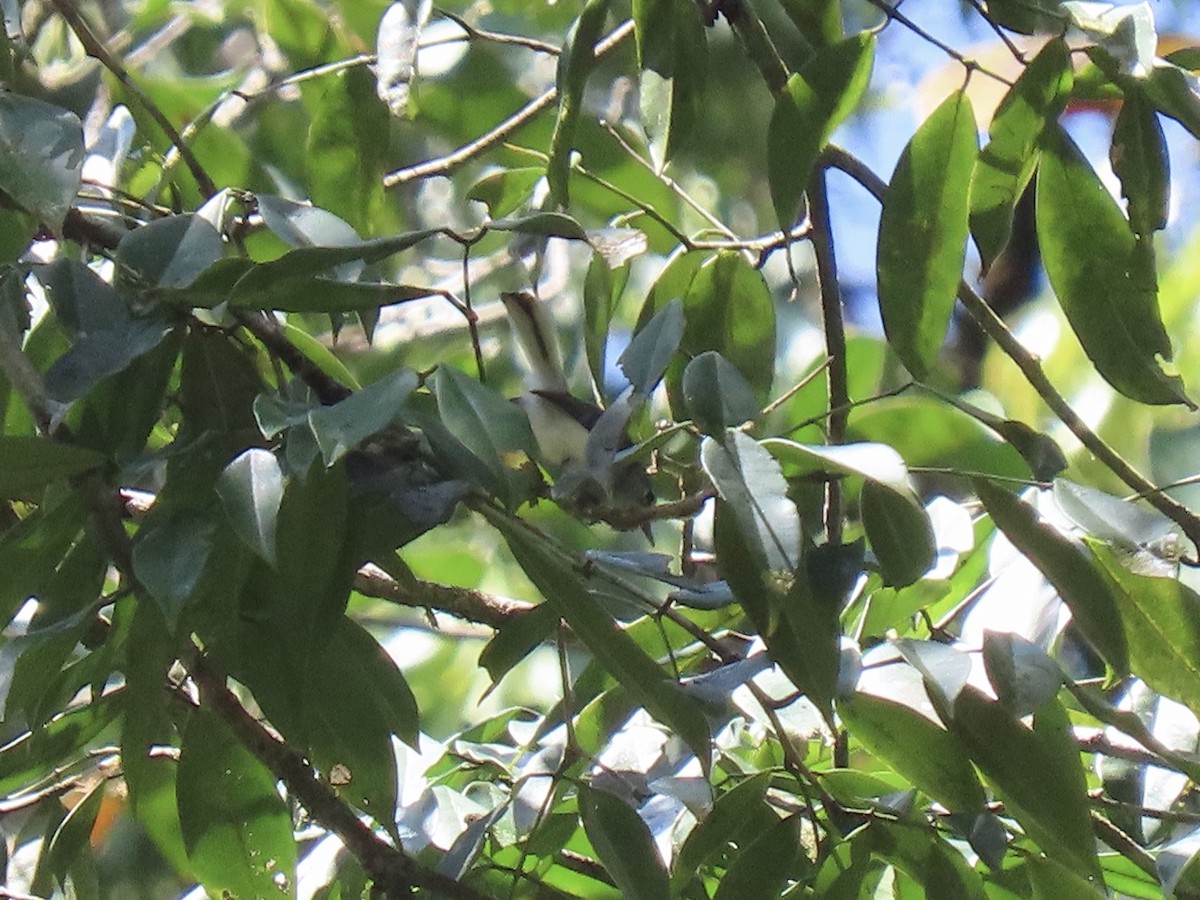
top-left (355, 562), bottom-right (532, 628)
top-left (189, 656), bottom-right (488, 899)
top-left (49, 0), bottom-right (218, 198)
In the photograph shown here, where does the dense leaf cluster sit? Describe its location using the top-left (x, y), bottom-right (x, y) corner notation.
top-left (5, 0), bottom-right (1200, 898)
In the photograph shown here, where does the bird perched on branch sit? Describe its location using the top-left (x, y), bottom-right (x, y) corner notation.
top-left (499, 290), bottom-right (656, 530)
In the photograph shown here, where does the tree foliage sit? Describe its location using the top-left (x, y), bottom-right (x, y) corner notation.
top-left (5, 0), bottom-right (1200, 897)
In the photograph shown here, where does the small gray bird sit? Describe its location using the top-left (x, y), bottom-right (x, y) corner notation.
top-left (499, 291), bottom-right (655, 528)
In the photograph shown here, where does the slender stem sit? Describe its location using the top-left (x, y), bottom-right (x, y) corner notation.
top-left (808, 171), bottom-right (848, 545)
top-left (383, 20), bottom-right (635, 187)
top-left (50, 0), bottom-right (218, 197)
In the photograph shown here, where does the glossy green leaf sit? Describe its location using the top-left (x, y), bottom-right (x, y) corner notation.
top-left (701, 432), bottom-right (799, 572)
top-left (971, 38), bottom-right (1072, 268)
top-left (1091, 542), bottom-right (1200, 719)
top-left (777, 0), bottom-right (842, 47)
top-left (975, 479), bottom-right (1128, 673)
top-left (0, 93), bottom-right (83, 230)
top-left (862, 480), bottom-right (937, 587)
top-left (714, 814), bottom-right (802, 900)
top-left (116, 214), bottom-right (225, 289)
top-left (432, 365), bottom-right (537, 508)
top-left (682, 351), bottom-right (760, 434)
top-left (618, 297), bottom-right (684, 396)
top-left (132, 508), bottom-right (217, 628)
top-left (877, 90), bottom-right (977, 378)
top-left (952, 690), bottom-right (1100, 881)
top-left (307, 367), bottom-right (417, 466)
top-left (981, 630), bottom-right (1063, 718)
top-left (467, 167), bottom-right (544, 218)
top-left (864, 821), bottom-right (987, 899)
top-left (0, 437), bottom-right (106, 498)
top-left (1141, 60), bottom-right (1200, 139)
top-left (479, 603), bottom-right (559, 684)
top-left (984, 0), bottom-right (1066, 34)
top-left (489, 211), bottom-right (591, 241)
top-left (499, 517), bottom-right (711, 768)
top-left (579, 785), bottom-right (668, 900)
top-left (840, 692), bottom-right (986, 812)
top-left (177, 709), bottom-right (296, 898)
top-left (548, 0), bottom-right (612, 205)
top-left (768, 33), bottom-right (876, 227)
top-left (1110, 90), bottom-right (1169, 237)
top-left (582, 255), bottom-right (626, 394)
top-left (1038, 125), bottom-right (1190, 406)
top-left (217, 448), bottom-right (285, 565)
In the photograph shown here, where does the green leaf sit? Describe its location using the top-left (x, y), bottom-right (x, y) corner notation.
top-left (306, 65), bottom-right (389, 231)
top-left (498, 517), bottom-right (711, 768)
top-left (1090, 542), bottom-right (1200, 719)
top-left (30, 778), bottom-right (105, 896)
top-left (975, 479), bottom-right (1128, 673)
top-left (1027, 854), bottom-right (1109, 898)
top-left (677, 251), bottom-right (776, 409)
top-left (0, 692), bottom-right (120, 795)
top-left (701, 432), bottom-right (799, 573)
top-left (432, 365), bottom-right (537, 508)
top-left (634, 0), bottom-right (706, 166)
top-left (0, 93), bottom-right (84, 231)
top-left (579, 785), bottom-right (669, 900)
top-left (767, 33), bottom-right (876, 227)
top-left (713, 814), bottom-right (802, 900)
top-left (983, 0), bottom-right (1066, 34)
top-left (712, 500), bottom-right (838, 714)
top-left (971, 38), bottom-right (1072, 268)
top-left (121, 604), bottom-right (189, 872)
top-left (982, 630), bottom-right (1063, 718)
top-left (1110, 90), bottom-right (1169, 237)
top-left (582, 255), bottom-right (625, 394)
top-left (548, 0), bottom-right (612, 205)
top-left (0, 437), bottom-right (106, 498)
top-left (877, 90), bottom-right (978, 378)
top-left (177, 708), bottom-right (296, 898)
top-left (840, 692), bottom-right (986, 812)
top-left (132, 508), bottom-right (217, 629)
top-left (217, 448), bottom-right (285, 566)
top-left (952, 690), bottom-right (1100, 881)
top-left (1037, 125), bottom-right (1190, 407)
top-left (306, 367), bottom-right (417, 466)
top-left (467, 167), bottom-right (545, 218)
top-left (479, 603), bottom-right (559, 684)
top-left (489, 211), bottom-right (590, 241)
top-left (682, 351), bottom-right (760, 434)
top-left (303, 619), bottom-right (420, 818)
top-left (0, 492), bottom-right (85, 626)
top-left (862, 481), bottom-right (937, 587)
top-left (116, 214), bottom-right (225, 289)
top-left (672, 772), bottom-right (776, 889)
top-left (764, 439), bottom-right (935, 586)
top-left (618, 297), bottom-right (684, 396)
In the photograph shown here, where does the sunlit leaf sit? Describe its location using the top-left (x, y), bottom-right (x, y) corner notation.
top-left (579, 785), bottom-right (668, 900)
top-left (682, 351), bottom-right (760, 434)
top-left (877, 90), bottom-right (977, 378)
top-left (1038, 125), bottom-right (1190, 406)
top-left (768, 33), bottom-right (875, 227)
top-left (840, 692), bottom-right (986, 812)
top-left (971, 38), bottom-right (1072, 268)
top-left (217, 448), bottom-right (285, 566)
top-left (375, 0), bottom-right (433, 118)
top-left (976, 479), bottom-right (1128, 673)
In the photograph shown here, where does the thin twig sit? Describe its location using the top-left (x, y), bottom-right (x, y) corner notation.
top-left (861, 0), bottom-right (1014, 86)
top-left (49, 0), bottom-right (218, 197)
top-left (383, 20), bottom-right (635, 187)
top-left (964, 0), bottom-right (1027, 64)
top-left (1091, 812), bottom-right (1158, 877)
